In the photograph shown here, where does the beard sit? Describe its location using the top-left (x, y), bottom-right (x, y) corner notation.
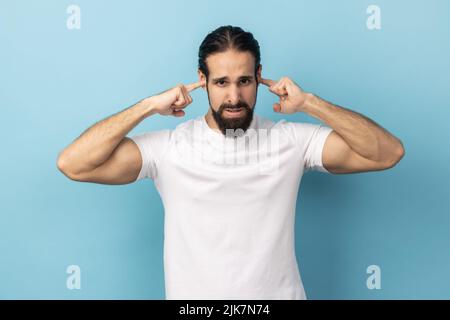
top-left (211, 100), bottom-right (254, 137)
top-left (208, 87), bottom-right (257, 137)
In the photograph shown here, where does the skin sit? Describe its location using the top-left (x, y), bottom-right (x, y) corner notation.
top-left (57, 49), bottom-right (404, 184)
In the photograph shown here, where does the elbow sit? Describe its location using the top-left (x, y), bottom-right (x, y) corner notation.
top-left (56, 152), bottom-right (67, 174)
top-left (56, 152), bottom-right (82, 181)
top-left (393, 140), bottom-right (406, 165)
top-left (383, 140), bottom-right (405, 169)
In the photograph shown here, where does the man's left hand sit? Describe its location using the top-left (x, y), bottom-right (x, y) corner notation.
top-left (259, 76), bottom-right (309, 114)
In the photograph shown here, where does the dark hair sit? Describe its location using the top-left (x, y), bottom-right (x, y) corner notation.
top-left (198, 25), bottom-right (261, 80)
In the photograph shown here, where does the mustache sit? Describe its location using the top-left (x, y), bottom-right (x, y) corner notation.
top-left (219, 101), bottom-right (250, 111)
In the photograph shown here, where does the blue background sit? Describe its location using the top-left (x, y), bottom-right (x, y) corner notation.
top-left (1, 0), bottom-right (449, 299)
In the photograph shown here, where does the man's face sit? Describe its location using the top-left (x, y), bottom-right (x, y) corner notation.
top-left (200, 50), bottom-right (260, 135)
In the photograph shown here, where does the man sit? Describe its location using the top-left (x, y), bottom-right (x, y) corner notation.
top-left (57, 25), bottom-right (404, 299)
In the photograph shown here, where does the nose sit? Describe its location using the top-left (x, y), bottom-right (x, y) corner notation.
top-left (226, 84), bottom-right (241, 105)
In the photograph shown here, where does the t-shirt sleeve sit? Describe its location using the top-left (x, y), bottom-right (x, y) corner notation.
top-left (283, 121), bottom-right (333, 173)
top-left (128, 130), bottom-right (171, 181)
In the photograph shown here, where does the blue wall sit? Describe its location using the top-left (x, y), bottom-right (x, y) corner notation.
top-left (1, 0), bottom-right (449, 299)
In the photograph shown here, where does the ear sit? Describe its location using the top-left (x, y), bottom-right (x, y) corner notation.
top-left (197, 70), bottom-right (207, 89)
top-left (256, 64), bottom-right (262, 85)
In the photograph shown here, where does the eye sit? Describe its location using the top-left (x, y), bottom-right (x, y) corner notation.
top-left (216, 80), bottom-right (227, 86)
top-left (240, 79), bottom-right (251, 85)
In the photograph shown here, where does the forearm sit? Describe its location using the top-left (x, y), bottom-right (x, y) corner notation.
top-left (58, 97), bottom-right (156, 175)
top-left (302, 93), bottom-right (404, 162)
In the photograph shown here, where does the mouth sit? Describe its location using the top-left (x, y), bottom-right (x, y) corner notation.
top-left (223, 107), bottom-right (245, 118)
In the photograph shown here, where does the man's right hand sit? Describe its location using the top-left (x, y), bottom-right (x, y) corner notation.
top-left (57, 79), bottom-right (206, 185)
top-left (149, 80), bottom-right (206, 117)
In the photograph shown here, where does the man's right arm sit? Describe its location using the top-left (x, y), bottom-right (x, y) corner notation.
top-left (57, 98), bottom-right (157, 185)
top-left (56, 80), bottom-right (204, 185)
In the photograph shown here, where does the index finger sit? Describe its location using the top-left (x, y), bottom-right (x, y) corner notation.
top-left (185, 80), bottom-right (206, 92)
top-left (259, 77), bottom-right (277, 87)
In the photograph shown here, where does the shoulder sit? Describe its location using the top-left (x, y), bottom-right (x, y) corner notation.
top-left (274, 118), bottom-right (323, 132)
top-left (275, 119), bottom-right (331, 138)
top-left (253, 114), bottom-right (276, 131)
top-left (269, 118), bottom-right (333, 154)
top-left (129, 128), bottom-right (173, 146)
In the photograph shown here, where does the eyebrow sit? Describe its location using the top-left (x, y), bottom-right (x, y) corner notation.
top-left (211, 75), bottom-right (254, 82)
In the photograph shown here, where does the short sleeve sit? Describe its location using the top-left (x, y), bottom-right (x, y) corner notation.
top-left (282, 121), bottom-right (333, 173)
top-left (129, 130), bottom-right (171, 181)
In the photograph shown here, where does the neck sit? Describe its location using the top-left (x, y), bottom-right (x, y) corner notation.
top-left (204, 110), bottom-right (219, 130)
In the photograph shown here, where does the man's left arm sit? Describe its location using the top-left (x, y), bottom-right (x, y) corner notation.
top-left (259, 76), bottom-right (405, 174)
top-left (303, 93), bottom-right (405, 174)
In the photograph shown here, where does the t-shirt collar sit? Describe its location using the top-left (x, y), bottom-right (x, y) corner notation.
top-left (200, 113), bottom-right (259, 142)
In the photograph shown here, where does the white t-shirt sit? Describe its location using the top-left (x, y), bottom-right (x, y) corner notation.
top-left (130, 114), bottom-right (333, 300)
